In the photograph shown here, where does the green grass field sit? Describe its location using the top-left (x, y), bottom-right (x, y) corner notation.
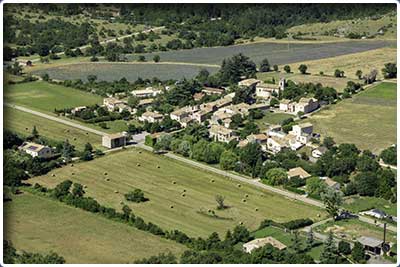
top-left (4, 107), bottom-right (102, 151)
top-left (305, 82), bottom-right (396, 153)
top-left (4, 191), bottom-right (185, 263)
top-left (30, 148), bottom-right (325, 238)
top-left (255, 112), bottom-right (295, 130)
top-left (315, 219), bottom-right (396, 244)
top-left (343, 196), bottom-right (397, 216)
top-left (4, 81), bottom-right (103, 113)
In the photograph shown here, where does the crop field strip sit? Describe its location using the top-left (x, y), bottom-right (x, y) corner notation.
top-left (305, 82), bottom-right (396, 153)
top-left (4, 191), bottom-right (186, 263)
top-left (31, 148), bottom-right (325, 238)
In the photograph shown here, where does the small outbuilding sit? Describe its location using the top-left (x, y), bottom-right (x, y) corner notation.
top-left (357, 236), bottom-right (384, 255)
top-left (243, 237), bottom-right (287, 253)
top-left (287, 167), bottom-right (311, 180)
top-left (102, 133), bottom-right (127, 149)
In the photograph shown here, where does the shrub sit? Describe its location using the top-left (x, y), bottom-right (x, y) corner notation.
top-left (125, 189), bottom-right (148, 203)
top-left (281, 218), bottom-right (313, 230)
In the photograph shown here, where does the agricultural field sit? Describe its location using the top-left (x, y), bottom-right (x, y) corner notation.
top-left (287, 12), bottom-right (397, 41)
top-left (4, 81), bottom-right (103, 114)
top-left (257, 72), bottom-right (359, 92)
top-left (4, 107), bottom-right (102, 151)
top-left (305, 82), bottom-right (396, 153)
top-left (255, 112), bottom-right (295, 131)
top-left (279, 47), bottom-right (396, 80)
top-left (343, 196), bottom-right (397, 216)
top-left (31, 62), bottom-right (219, 82)
top-left (30, 148), bottom-right (326, 238)
top-left (4, 191), bottom-right (185, 263)
top-left (133, 40), bottom-right (393, 66)
top-left (315, 219), bottom-right (397, 244)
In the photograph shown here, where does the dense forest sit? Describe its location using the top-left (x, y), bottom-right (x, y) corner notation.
top-left (4, 3), bottom-right (395, 58)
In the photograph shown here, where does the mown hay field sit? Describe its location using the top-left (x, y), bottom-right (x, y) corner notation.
top-left (31, 148), bottom-right (326, 238)
top-left (305, 82), bottom-right (396, 153)
top-left (4, 81), bottom-right (103, 113)
top-left (4, 191), bottom-right (186, 263)
top-left (4, 107), bottom-right (102, 150)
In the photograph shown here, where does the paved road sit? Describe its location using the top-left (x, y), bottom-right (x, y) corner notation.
top-left (5, 103), bottom-right (107, 136)
top-left (28, 26), bottom-right (165, 63)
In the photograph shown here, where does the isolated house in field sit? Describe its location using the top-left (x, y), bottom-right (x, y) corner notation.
top-left (238, 78), bottom-right (260, 89)
top-left (243, 237), bottom-right (287, 253)
top-left (209, 124), bottom-right (238, 143)
top-left (287, 167), bottom-right (311, 180)
top-left (295, 97), bottom-right (319, 114)
top-left (102, 133), bottom-right (127, 149)
top-left (139, 111), bottom-right (164, 123)
top-left (131, 87), bottom-right (161, 98)
top-left (19, 142), bottom-right (53, 158)
top-left (312, 146), bottom-right (328, 158)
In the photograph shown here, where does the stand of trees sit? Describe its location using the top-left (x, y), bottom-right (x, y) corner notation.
top-left (4, 240), bottom-right (65, 264)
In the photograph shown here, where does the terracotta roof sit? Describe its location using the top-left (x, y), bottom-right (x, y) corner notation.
top-left (287, 167), bottom-right (311, 179)
top-left (238, 78), bottom-right (261, 87)
top-left (243, 237), bottom-right (287, 251)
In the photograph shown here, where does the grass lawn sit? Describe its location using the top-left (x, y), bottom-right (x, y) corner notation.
top-left (304, 82), bottom-right (396, 153)
top-left (255, 112), bottom-right (295, 130)
top-left (343, 196), bottom-right (397, 216)
top-left (30, 148), bottom-right (326, 238)
top-left (315, 219), bottom-right (396, 244)
top-left (257, 72), bottom-right (359, 92)
top-left (4, 191), bottom-right (186, 263)
top-left (280, 47), bottom-right (396, 80)
top-left (4, 107), bottom-right (102, 151)
top-left (4, 81), bottom-right (103, 113)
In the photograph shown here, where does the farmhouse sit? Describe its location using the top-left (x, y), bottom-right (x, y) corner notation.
top-left (103, 97), bottom-right (125, 112)
top-left (131, 87), bottom-right (161, 98)
top-left (357, 236), bottom-right (385, 255)
top-left (102, 133), bottom-right (127, 149)
top-left (18, 142), bottom-right (53, 158)
top-left (287, 167), bottom-right (311, 179)
top-left (202, 87), bottom-right (225, 95)
top-left (139, 111), bottom-right (164, 123)
top-left (312, 146), bottom-right (328, 158)
top-left (238, 78), bottom-right (260, 89)
top-left (209, 124), bottom-right (238, 143)
top-left (243, 237), bottom-right (287, 253)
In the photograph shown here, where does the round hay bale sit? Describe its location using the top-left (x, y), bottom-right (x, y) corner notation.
top-left (172, 181), bottom-right (176, 184)
top-left (237, 184), bottom-right (241, 188)
top-left (71, 172), bottom-right (75, 175)
top-left (51, 174), bottom-right (56, 177)
top-left (137, 163), bottom-right (141, 167)
top-left (104, 172), bottom-right (108, 175)
top-left (255, 208), bottom-right (259, 211)
top-left (208, 209), bottom-right (212, 213)
top-left (73, 137), bottom-right (77, 141)
top-left (86, 132), bottom-right (89, 135)
top-left (170, 205), bottom-right (174, 209)
top-left (183, 189), bottom-right (186, 192)
top-left (317, 214), bottom-right (320, 217)
top-left (239, 221), bottom-right (243, 225)
top-left (139, 151), bottom-right (142, 154)
top-left (25, 127), bottom-right (28, 130)
top-left (114, 190), bottom-right (119, 193)
top-left (70, 164), bottom-right (74, 167)
top-left (157, 165), bottom-right (160, 169)
top-left (245, 194), bottom-right (249, 198)
top-left (182, 193), bottom-right (185, 197)
top-left (105, 178), bottom-right (110, 181)
top-left (211, 179), bottom-right (215, 183)
top-left (242, 199), bottom-right (246, 203)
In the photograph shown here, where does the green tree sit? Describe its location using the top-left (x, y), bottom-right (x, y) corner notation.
top-left (380, 145), bottom-right (396, 165)
top-left (61, 140), bottom-right (75, 162)
top-left (382, 62), bottom-right (397, 78)
top-left (338, 240), bottom-right (351, 255)
top-left (125, 189), bottom-right (147, 202)
top-left (84, 142), bottom-right (93, 152)
top-left (290, 231), bottom-right (303, 253)
top-left (320, 187), bottom-right (343, 218)
top-left (355, 70), bottom-right (363, 79)
top-left (259, 58), bottom-right (271, 72)
top-left (270, 98), bottom-right (280, 107)
top-left (215, 195), bottom-right (226, 210)
top-left (283, 65), bottom-right (291, 73)
top-left (273, 64), bottom-right (278, 71)
top-left (72, 183), bottom-right (85, 197)
top-left (219, 150), bottom-right (238, 170)
top-left (319, 231), bottom-right (339, 264)
top-left (265, 168), bottom-right (288, 185)
top-left (31, 126), bottom-right (39, 139)
top-left (87, 74), bottom-right (97, 83)
top-left (305, 227), bottom-right (314, 251)
top-left (153, 54), bottom-right (160, 62)
top-left (127, 96), bottom-right (140, 108)
top-left (334, 69), bottom-right (344, 78)
top-left (138, 55), bottom-right (146, 62)
top-left (298, 64), bottom-right (307, 74)
top-left (351, 242), bottom-right (365, 263)
top-left (122, 204), bottom-right (132, 220)
top-left (322, 136), bottom-right (335, 149)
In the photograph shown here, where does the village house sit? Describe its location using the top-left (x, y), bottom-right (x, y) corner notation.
top-left (255, 79), bottom-right (285, 99)
top-left (267, 136), bottom-right (288, 153)
top-left (139, 111), bottom-right (164, 123)
top-left (238, 78), bottom-right (260, 89)
top-left (131, 87), bottom-right (162, 98)
top-left (287, 167), bottom-right (311, 179)
top-left (295, 97), bottom-right (319, 114)
top-left (321, 177), bottom-right (341, 190)
top-left (18, 142), bottom-right (53, 158)
top-left (279, 99), bottom-right (295, 112)
top-left (246, 133), bottom-right (269, 151)
top-left (289, 123), bottom-right (313, 144)
top-left (202, 87), bottom-right (225, 95)
top-left (193, 92), bottom-right (205, 101)
top-left (209, 124), bottom-right (238, 143)
top-left (192, 106), bottom-right (215, 123)
top-left (170, 105), bottom-right (199, 124)
top-left (243, 237), bottom-right (287, 253)
top-left (102, 133), bottom-right (127, 149)
top-left (312, 146), bottom-right (328, 158)
top-left (103, 97), bottom-right (126, 112)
